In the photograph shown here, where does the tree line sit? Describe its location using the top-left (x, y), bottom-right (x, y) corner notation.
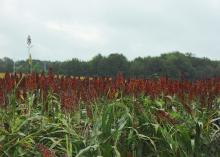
top-left (1, 51), bottom-right (220, 80)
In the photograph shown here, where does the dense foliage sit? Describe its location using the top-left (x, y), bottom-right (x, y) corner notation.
top-left (1, 73), bottom-right (220, 156)
top-left (1, 52), bottom-right (220, 80)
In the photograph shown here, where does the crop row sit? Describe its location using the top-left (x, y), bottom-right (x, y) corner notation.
top-left (1, 71), bottom-right (220, 112)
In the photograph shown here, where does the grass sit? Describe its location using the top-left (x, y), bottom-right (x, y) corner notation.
top-left (1, 91), bottom-right (220, 157)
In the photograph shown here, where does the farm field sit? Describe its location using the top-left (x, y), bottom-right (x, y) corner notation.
top-left (1, 0), bottom-right (219, 156)
top-left (1, 72), bottom-right (220, 156)
top-left (0, 73), bottom-right (5, 78)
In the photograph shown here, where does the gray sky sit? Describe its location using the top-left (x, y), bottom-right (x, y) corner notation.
top-left (0, 0), bottom-right (220, 61)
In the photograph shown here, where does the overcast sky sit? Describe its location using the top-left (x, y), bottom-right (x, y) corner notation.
top-left (0, 0), bottom-right (220, 61)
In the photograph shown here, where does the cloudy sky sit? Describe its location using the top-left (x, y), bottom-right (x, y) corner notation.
top-left (0, 0), bottom-right (220, 61)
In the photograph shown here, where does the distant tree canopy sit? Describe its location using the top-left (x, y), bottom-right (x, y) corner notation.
top-left (1, 52), bottom-right (220, 80)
